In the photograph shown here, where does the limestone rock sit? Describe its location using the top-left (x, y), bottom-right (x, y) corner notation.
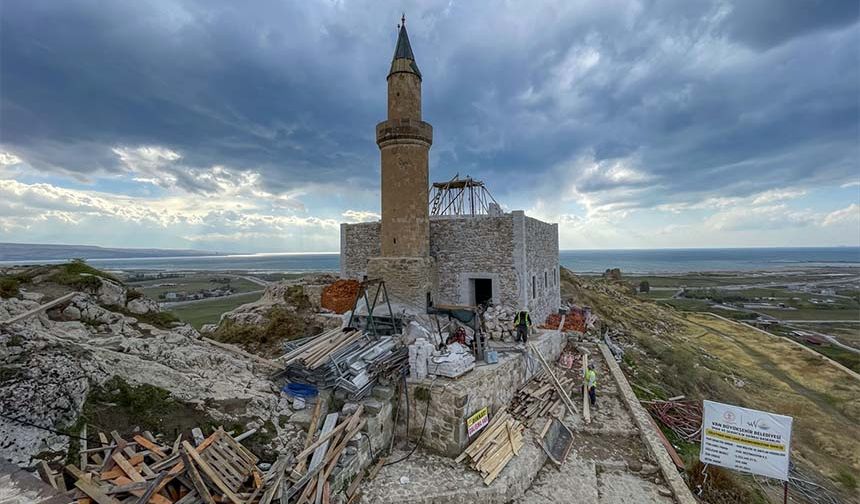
top-left (97, 278), bottom-right (126, 306)
top-left (126, 297), bottom-right (158, 315)
top-left (61, 305), bottom-right (81, 321)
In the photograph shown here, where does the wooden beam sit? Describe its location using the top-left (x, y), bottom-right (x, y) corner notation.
top-left (74, 479), bottom-right (121, 504)
top-left (180, 449), bottom-right (215, 504)
top-left (582, 354), bottom-right (591, 424)
top-left (529, 343), bottom-right (579, 415)
top-left (181, 441), bottom-right (243, 504)
top-left (0, 292), bottom-right (76, 326)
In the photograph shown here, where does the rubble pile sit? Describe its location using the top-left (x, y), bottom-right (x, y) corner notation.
top-left (0, 276), bottom-right (301, 467)
top-left (320, 280), bottom-right (361, 314)
top-left (481, 304), bottom-right (516, 341)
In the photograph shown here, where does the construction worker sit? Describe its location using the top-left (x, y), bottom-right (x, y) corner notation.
top-left (584, 362), bottom-right (597, 408)
top-left (513, 309), bottom-right (532, 344)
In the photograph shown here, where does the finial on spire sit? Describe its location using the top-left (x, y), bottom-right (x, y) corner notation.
top-left (402, 13), bottom-right (406, 27)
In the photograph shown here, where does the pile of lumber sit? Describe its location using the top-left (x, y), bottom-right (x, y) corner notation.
top-left (509, 370), bottom-right (574, 427)
top-left (280, 329), bottom-right (407, 399)
top-left (44, 426), bottom-right (270, 504)
top-left (455, 410), bottom-right (524, 485)
top-left (281, 329), bottom-right (365, 370)
top-left (44, 409), bottom-right (371, 504)
top-left (280, 401), bottom-right (367, 504)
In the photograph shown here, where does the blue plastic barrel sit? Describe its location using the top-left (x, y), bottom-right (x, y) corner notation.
top-left (282, 382), bottom-right (319, 399)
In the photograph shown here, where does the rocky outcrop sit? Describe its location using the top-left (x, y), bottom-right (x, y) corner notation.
top-left (126, 296), bottom-right (159, 315)
top-left (0, 289), bottom-right (302, 467)
top-left (97, 278), bottom-right (126, 306)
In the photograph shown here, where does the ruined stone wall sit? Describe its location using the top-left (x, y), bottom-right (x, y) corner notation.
top-left (522, 215), bottom-right (560, 324)
top-left (397, 330), bottom-right (564, 456)
top-left (340, 222), bottom-right (380, 279)
top-left (429, 215), bottom-right (519, 308)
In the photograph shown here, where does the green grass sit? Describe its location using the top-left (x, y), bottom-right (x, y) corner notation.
top-left (50, 260), bottom-right (119, 291)
top-left (170, 292), bottom-right (262, 329)
top-left (657, 298), bottom-right (713, 311)
top-left (137, 274), bottom-right (259, 298)
top-left (756, 308), bottom-right (860, 321)
top-left (814, 345), bottom-right (860, 373)
top-left (0, 277), bottom-right (19, 298)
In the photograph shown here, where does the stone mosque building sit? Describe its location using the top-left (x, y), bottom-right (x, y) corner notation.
top-left (340, 19), bottom-right (560, 323)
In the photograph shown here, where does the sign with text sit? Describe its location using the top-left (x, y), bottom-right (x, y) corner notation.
top-left (466, 407), bottom-right (489, 437)
top-left (700, 400), bottom-right (793, 481)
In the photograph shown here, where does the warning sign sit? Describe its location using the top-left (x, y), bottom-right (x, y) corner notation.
top-left (700, 400), bottom-right (793, 481)
top-left (466, 407), bottom-right (489, 437)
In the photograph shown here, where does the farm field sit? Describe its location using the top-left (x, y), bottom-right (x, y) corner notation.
top-left (169, 291), bottom-right (262, 329)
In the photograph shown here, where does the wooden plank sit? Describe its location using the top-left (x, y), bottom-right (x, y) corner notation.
top-left (36, 460), bottom-right (57, 489)
top-left (181, 441), bottom-right (244, 504)
top-left (112, 453), bottom-right (145, 483)
top-left (529, 344), bottom-right (578, 415)
top-left (0, 292), bottom-right (76, 326)
top-left (294, 398), bottom-right (323, 476)
top-left (181, 450), bottom-right (215, 504)
top-left (505, 421), bottom-right (519, 456)
top-left (134, 472), bottom-right (167, 504)
top-left (75, 479), bottom-right (122, 504)
top-left (582, 354), bottom-right (591, 424)
top-left (133, 435), bottom-right (166, 459)
top-left (81, 424), bottom-right (89, 471)
top-left (111, 477), bottom-right (172, 504)
top-left (295, 415), bottom-right (348, 462)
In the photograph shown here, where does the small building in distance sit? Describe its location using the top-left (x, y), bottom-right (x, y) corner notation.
top-left (340, 21), bottom-right (559, 323)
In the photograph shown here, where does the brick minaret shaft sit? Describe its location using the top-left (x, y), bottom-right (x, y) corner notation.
top-left (376, 17), bottom-right (433, 258)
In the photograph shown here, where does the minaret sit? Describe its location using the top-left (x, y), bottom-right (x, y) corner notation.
top-left (377, 15), bottom-right (432, 257)
top-left (368, 16), bottom-right (436, 310)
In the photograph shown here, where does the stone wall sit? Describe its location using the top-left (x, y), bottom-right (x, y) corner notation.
top-left (396, 329), bottom-right (564, 457)
top-left (429, 215), bottom-right (519, 308)
top-left (340, 222), bottom-right (380, 279)
top-left (341, 211), bottom-right (560, 322)
top-left (367, 256), bottom-right (437, 312)
top-left (522, 215), bottom-right (560, 324)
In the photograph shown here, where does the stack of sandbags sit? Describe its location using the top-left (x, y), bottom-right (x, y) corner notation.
top-left (482, 305), bottom-right (516, 341)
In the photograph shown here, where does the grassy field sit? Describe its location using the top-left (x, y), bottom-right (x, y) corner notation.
top-left (561, 271), bottom-right (860, 501)
top-left (169, 292), bottom-right (262, 329)
top-left (134, 274), bottom-right (260, 298)
top-left (756, 308), bottom-right (860, 321)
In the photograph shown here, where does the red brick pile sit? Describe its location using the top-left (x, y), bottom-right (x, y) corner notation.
top-left (541, 312), bottom-right (586, 333)
top-left (320, 279), bottom-right (361, 314)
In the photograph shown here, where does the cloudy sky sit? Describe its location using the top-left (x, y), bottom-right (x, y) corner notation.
top-left (1, 0), bottom-right (858, 253)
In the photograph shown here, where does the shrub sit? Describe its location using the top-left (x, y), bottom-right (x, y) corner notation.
top-left (126, 289), bottom-right (144, 301)
top-left (0, 277), bottom-right (20, 298)
top-left (50, 259), bottom-right (119, 291)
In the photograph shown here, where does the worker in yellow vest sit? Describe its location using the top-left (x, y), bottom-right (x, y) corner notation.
top-left (584, 362), bottom-right (597, 408)
top-left (513, 310), bottom-right (532, 344)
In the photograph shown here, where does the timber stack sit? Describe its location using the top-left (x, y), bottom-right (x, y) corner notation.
top-left (279, 328), bottom-right (408, 399)
top-left (509, 370), bottom-right (573, 427)
top-left (455, 410), bottom-right (525, 485)
top-left (46, 426), bottom-right (272, 504)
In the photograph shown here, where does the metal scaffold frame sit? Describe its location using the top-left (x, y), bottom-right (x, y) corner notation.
top-left (429, 174), bottom-right (500, 216)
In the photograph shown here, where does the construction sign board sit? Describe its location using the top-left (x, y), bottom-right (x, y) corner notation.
top-left (466, 407), bottom-right (489, 437)
top-left (700, 400), bottom-right (793, 481)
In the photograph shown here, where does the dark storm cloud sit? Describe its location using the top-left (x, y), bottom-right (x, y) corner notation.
top-left (1, 0), bottom-right (857, 209)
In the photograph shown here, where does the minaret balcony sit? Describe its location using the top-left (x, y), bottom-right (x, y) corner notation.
top-left (376, 119), bottom-right (433, 147)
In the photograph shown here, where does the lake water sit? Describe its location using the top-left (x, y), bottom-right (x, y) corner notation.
top-left (24, 247), bottom-right (858, 275)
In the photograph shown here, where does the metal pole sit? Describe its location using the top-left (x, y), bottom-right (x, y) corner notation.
top-left (783, 480), bottom-right (788, 504)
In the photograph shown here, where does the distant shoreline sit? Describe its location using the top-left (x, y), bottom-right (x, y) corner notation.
top-left (2, 247), bottom-right (858, 276)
